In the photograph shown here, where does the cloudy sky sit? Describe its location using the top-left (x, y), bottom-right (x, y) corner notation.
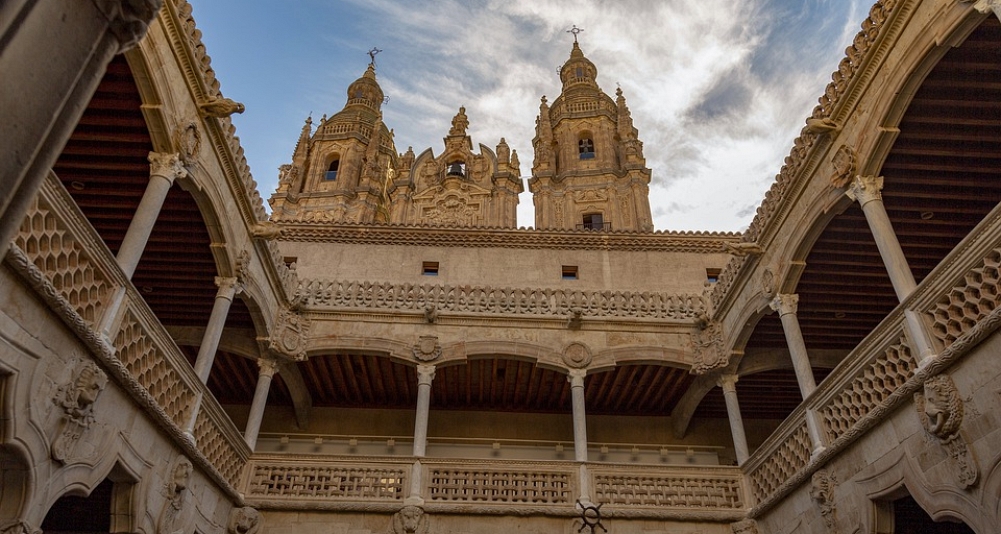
top-left (191, 0), bottom-right (869, 232)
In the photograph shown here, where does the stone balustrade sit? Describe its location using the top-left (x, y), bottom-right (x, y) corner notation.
top-left (243, 455), bottom-right (745, 519)
top-left (8, 173), bottom-right (251, 493)
top-left (744, 203), bottom-right (1001, 512)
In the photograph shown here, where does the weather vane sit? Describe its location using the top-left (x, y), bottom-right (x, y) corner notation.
top-left (367, 47), bottom-right (383, 67)
top-left (567, 25), bottom-right (583, 43)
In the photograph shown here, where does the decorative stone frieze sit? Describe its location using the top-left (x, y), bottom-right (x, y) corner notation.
top-left (809, 469), bottom-right (838, 533)
top-left (562, 342), bottom-right (592, 369)
top-left (51, 360), bottom-right (109, 462)
top-left (268, 307), bottom-right (310, 361)
top-left (159, 456), bottom-right (194, 534)
top-left (690, 321), bottom-right (729, 375)
top-left (227, 506), bottom-right (263, 534)
top-left (829, 145), bottom-right (857, 188)
top-left (915, 373), bottom-right (978, 488)
top-left (296, 279), bottom-right (706, 322)
top-left (390, 505), bottom-right (429, 534)
top-left (413, 336), bottom-right (441, 362)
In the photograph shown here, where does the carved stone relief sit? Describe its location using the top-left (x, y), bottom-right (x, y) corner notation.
top-left (810, 469), bottom-right (838, 533)
top-left (562, 342), bottom-right (592, 369)
top-left (914, 373), bottom-right (978, 488)
top-left (829, 145), bottom-right (857, 188)
top-left (413, 336), bottom-right (441, 363)
top-left (690, 321), bottom-right (728, 375)
top-left (760, 267), bottom-right (775, 297)
top-left (227, 506), bottom-right (263, 534)
top-left (390, 505), bottom-right (429, 534)
top-left (268, 307), bottom-right (310, 361)
top-left (730, 519), bottom-right (759, 534)
top-left (173, 120), bottom-right (201, 165)
top-left (158, 456), bottom-right (193, 534)
top-left (51, 360), bottom-right (108, 463)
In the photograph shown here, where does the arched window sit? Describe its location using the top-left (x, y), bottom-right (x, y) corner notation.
top-left (578, 137), bottom-right (595, 160)
top-left (581, 212), bottom-right (605, 231)
top-left (325, 157), bottom-right (340, 181)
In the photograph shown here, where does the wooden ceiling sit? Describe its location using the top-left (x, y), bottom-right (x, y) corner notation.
top-left (50, 17), bottom-right (1001, 427)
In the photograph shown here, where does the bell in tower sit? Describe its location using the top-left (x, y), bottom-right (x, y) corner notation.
top-left (528, 28), bottom-right (653, 232)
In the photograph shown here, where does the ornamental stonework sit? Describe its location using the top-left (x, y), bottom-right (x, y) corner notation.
top-left (51, 360), bottom-right (108, 463)
top-left (562, 342), bottom-right (592, 369)
top-left (690, 321), bottom-right (729, 375)
top-left (268, 307), bottom-right (310, 361)
top-left (413, 336), bottom-right (441, 362)
top-left (914, 373), bottom-right (978, 488)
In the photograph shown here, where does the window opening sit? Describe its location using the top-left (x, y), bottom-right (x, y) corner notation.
top-left (579, 138), bottom-right (595, 160)
top-left (422, 261), bottom-right (439, 276)
top-left (581, 213), bottom-right (605, 231)
top-left (706, 268), bottom-right (722, 284)
top-left (325, 158), bottom-right (340, 181)
top-left (562, 265), bottom-right (579, 280)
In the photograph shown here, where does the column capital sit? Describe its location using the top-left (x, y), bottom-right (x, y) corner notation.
top-left (257, 357), bottom-right (280, 378)
top-left (568, 368), bottom-right (587, 388)
top-left (147, 152), bottom-right (188, 183)
top-left (214, 276), bottom-right (243, 300)
top-left (769, 293), bottom-right (799, 316)
top-left (716, 374), bottom-right (739, 391)
top-left (416, 364), bottom-right (436, 385)
top-left (92, 0), bottom-right (163, 51)
top-left (962, 0), bottom-right (1001, 20)
top-left (845, 175), bottom-right (884, 207)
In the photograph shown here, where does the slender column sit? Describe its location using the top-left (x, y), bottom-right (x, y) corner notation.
top-left (412, 364), bottom-right (436, 457)
top-left (845, 176), bottom-right (916, 301)
top-left (568, 369), bottom-right (591, 503)
top-left (192, 277), bottom-right (241, 383)
top-left (568, 369), bottom-right (588, 462)
top-left (116, 152), bottom-right (188, 279)
top-left (770, 294), bottom-right (818, 397)
top-left (846, 176), bottom-right (937, 363)
top-left (718, 374), bottom-right (750, 465)
top-left (244, 358), bottom-right (279, 449)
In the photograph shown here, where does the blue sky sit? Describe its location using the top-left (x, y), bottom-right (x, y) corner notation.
top-left (191, 0), bottom-right (869, 231)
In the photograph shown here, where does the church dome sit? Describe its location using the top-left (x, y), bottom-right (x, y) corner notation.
top-left (344, 64), bottom-right (384, 113)
top-left (559, 42), bottom-right (598, 92)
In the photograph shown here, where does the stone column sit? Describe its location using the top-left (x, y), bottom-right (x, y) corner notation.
top-left (192, 277), bottom-right (241, 383)
top-left (845, 176), bottom-right (916, 301)
top-left (568, 369), bottom-right (592, 504)
top-left (412, 364), bottom-right (436, 458)
top-left (846, 176), bottom-right (937, 363)
top-left (244, 358), bottom-right (279, 449)
top-left (116, 152), bottom-right (188, 279)
top-left (718, 374), bottom-right (750, 465)
top-left (0, 0), bottom-right (161, 259)
top-left (769, 294), bottom-right (818, 397)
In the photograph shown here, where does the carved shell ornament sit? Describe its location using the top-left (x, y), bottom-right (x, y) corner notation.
top-left (562, 342), bottom-right (592, 368)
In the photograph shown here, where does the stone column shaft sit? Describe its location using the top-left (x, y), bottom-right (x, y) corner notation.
top-left (770, 294), bottom-right (818, 398)
top-left (846, 176), bottom-right (916, 301)
top-left (568, 369), bottom-right (588, 463)
top-left (719, 375), bottom-right (750, 465)
top-left (244, 358), bottom-right (278, 449)
top-left (117, 152), bottom-right (187, 279)
top-left (412, 364), bottom-right (436, 458)
top-left (192, 277), bottom-right (240, 383)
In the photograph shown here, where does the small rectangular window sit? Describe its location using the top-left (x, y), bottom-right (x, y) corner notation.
top-left (283, 256), bottom-right (298, 268)
top-left (422, 261), bottom-right (439, 276)
top-left (706, 268), bottom-right (721, 284)
top-left (562, 265), bottom-right (578, 280)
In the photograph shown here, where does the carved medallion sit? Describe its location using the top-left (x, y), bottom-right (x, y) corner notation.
top-left (562, 342), bottom-right (592, 369)
top-left (413, 336), bottom-right (441, 362)
top-left (51, 360), bottom-right (108, 463)
top-left (690, 321), bottom-right (729, 375)
top-left (830, 145), bottom-right (857, 188)
top-left (269, 307), bottom-right (310, 361)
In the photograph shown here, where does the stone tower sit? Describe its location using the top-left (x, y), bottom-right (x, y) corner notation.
top-left (528, 40), bottom-right (653, 231)
top-left (269, 61), bottom-right (398, 223)
top-left (386, 107), bottom-right (523, 227)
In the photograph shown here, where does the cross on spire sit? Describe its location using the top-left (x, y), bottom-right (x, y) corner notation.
top-left (567, 25), bottom-right (583, 43)
top-left (367, 47), bottom-right (383, 67)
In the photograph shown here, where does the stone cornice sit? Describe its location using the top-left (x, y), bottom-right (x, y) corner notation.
top-left (278, 223), bottom-right (739, 252)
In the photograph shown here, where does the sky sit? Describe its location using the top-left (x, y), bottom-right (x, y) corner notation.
top-left (190, 0), bottom-right (870, 232)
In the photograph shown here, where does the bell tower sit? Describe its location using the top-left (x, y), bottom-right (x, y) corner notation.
top-left (528, 32), bottom-right (653, 231)
top-left (269, 52), bottom-right (397, 223)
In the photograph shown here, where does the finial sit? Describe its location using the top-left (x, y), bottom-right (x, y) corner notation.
top-left (567, 25), bottom-right (583, 43)
top-left (367, 47), bottom-right (383, 68)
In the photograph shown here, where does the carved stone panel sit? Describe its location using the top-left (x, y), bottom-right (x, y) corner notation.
top-left (268, 307), bottom-right (310, 361)
top-left (51, 360), bottom-right (108, 463)
top-left (690, 321), bottom-right (728, 375)
top-left (914, 373), bottom-right (978, 488)
top-left (389, 505), bottom-right (429, 534)
top-left (413, 336), bottom-right (441, 362)
top-left (562, 342), bottom-right (592, 369)
top-left (158, 456), bottom-right (193, 534)
top-left (228, 506), bottom-right (262, 534)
